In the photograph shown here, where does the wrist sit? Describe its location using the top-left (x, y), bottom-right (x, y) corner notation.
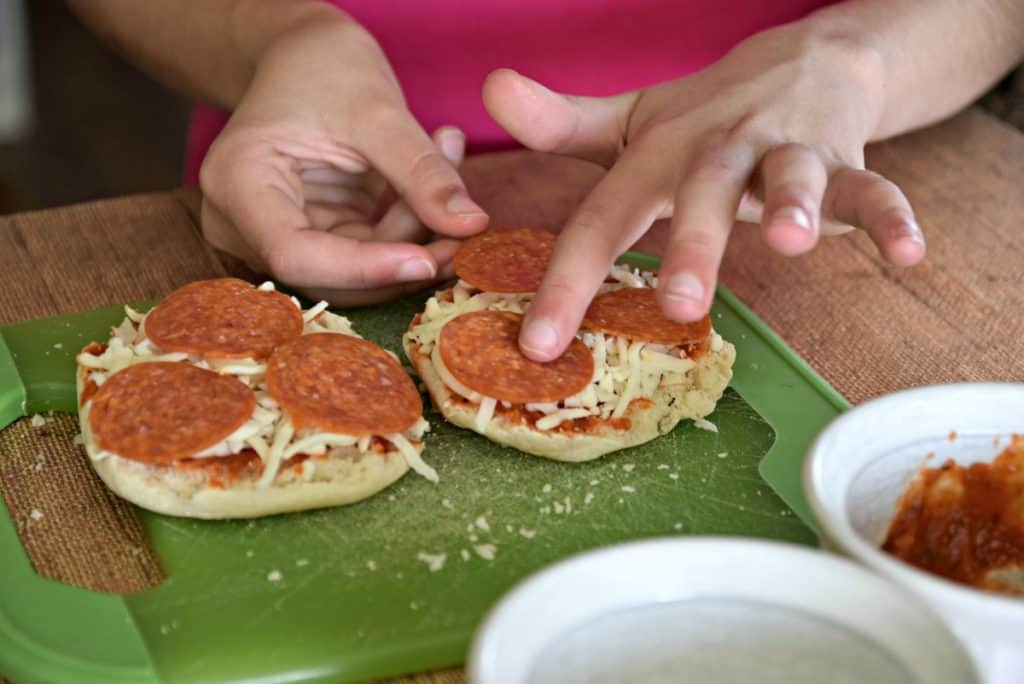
top-left (228, 0), bottom-right (355, 81)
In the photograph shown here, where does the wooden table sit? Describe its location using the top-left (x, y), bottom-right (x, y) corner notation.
top-left (2, 107), bottom-right (1023, 683)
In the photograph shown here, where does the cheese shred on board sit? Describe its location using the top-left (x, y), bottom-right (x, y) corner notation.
top-left (407, 266), bottom-right (723, 433)
top-left (78, 282), bottom-right (434, 485)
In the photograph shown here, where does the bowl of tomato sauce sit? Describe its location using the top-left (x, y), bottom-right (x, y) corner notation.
top-left (804, 383), bottom-right (1024, 684)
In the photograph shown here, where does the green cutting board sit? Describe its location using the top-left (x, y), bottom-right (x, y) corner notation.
top-left (0, 256), bottom-right (847, 683)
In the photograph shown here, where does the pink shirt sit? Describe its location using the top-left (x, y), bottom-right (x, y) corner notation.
top-left (185, 0), bottom-right (839, 184)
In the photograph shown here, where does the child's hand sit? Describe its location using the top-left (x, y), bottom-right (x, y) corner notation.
top-left (483, 25), bottom-right (925, 361)
top-left (199, 20), bottom-right (488, 305)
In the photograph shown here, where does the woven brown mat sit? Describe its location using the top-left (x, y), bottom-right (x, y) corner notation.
top-left (0, 191), bottom-right (225, 324)
top-left (0, 413), bottom-right (164, 593)
top-left (0, 192), bottom-right (219, 597)
top-left (383, 670), bottom-right (464, 684)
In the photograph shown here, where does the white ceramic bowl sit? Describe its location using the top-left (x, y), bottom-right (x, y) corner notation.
top-left (805, 383), bottom-right (1024, 683)
top-left (468, 537), bottom-right (976, 684)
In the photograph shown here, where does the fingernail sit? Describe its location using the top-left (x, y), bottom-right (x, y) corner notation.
top-left (438, 130), bottom-right (465, 163)
top-left (901, 219), bottom-right (925, 245)
top-left (446, 190), bottom-right (485, 217)
top-left (521, 318), bottom-right (559, 357)
top-left (772, 206), bottom-right (813, 231)
top-left (664, 272), bottom-right (704, 304)
top-left (394, 257), bottom-right (435, 282)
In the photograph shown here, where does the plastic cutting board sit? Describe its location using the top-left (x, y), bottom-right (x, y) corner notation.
top-left (0, 254), bottom-right (847, 683)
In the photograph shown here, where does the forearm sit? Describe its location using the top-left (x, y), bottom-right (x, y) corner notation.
top-left (804, 0), bottom-right (1024, 140)
top-left (66, 0), bottom-right (350, 108)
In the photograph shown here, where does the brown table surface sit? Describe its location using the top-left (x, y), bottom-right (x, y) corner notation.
top-left (2, 106), bottom-right (1024, 683)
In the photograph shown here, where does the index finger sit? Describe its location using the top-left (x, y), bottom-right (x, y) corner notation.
top-left (519, 158), bottom-right (665, 361)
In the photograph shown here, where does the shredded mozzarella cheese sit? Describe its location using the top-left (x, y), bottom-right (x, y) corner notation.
top-left (78, 284), bottom-right (436, 484)
top-left (388, 433), bottom-right (438, 482)
top-left (475, 397), bottom-right (497, 432)
top-left (417, 270), bottom-right (715, 433)
top-left (535, 408), bottom-right (593, 431)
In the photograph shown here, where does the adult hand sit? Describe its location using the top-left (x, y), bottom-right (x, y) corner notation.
top-left (200, 19), bottom-right (488, 306)
top-left (483, 25), bottom-right (925, 360)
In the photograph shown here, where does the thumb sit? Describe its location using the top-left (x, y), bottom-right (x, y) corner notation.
top-left (482, 68), bottom-right (637, 168)
top-left (361, 111), bottom-right (488, 239)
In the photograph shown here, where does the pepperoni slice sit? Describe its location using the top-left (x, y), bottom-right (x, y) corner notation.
top-left (89, 362), bottom-right (256, 465)
top-left (583, 286), bottom-right (711, 346)
top-left (144, 278), bottom-right (303, 359)
top-left (454, 228), bottom-right (556, 293)
top-left (266, 333), bottom-right (421, 436)
top-left (439, 310), bottom-right (593, 404)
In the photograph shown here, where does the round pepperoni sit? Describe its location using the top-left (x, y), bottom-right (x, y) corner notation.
top-left (89, 362), bottom-right (256, 465)
top-left (454, 228), bottom-right (556, 293)
top-left (266, 333), bottom-right (421, 436)
top-left (439, 310), bottom-right (593, 404)
top-left (583, 286), bottom-right (711, 346)
top-left (145, 278), bottom-right (303, 359)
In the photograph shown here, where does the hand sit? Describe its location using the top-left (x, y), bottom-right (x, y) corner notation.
top-left (483, 26), bottom-right (925, 360)
top-left (200, 19), bottom-right (488, 306)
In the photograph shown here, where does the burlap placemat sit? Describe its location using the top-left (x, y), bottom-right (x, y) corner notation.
top-left (0, 413), bottom-right (163, 593)
top-left (0, 192), bottom-right (220, 596)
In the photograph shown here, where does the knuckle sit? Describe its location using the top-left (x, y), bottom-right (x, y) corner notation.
top-left (769, 181), bottom-right (816, 208)
top-left (831, 38), bottom-right (886, 88)
top-left (673, 230), bottom-right (721, 258)
top-left (564, 203), bottom-right (623, 256)
top-left (688, 143), bottom-right (747, 185)
top-left (539, 275), bottom-right (591, 310)
top-left (365, 102), bottom-right (407, 131)
top-left (567, 201), bottom-right (611, 236)
top-left (769, 141), bottom-right (815, 163)
top-left (407, 149), bottom-right (459, 188)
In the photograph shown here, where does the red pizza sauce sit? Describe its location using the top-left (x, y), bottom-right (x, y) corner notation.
top-left (882, 435), bottom-right (1024, 596)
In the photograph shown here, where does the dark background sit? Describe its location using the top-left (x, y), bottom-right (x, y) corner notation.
top-left (0, 0), bottom-right (1021, 216)
top-left (0, 0), bottom-right (189, 213)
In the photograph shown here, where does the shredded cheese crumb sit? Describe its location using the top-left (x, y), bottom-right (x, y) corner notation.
top-left (693, 417), bottom-right (718, 433)
top-left (29, 509), bottom-right (43, 520)
top-left (417, 552), bottom-right (447, 572)
top-left (29, 415), bottom-right (46, 428)
top-left (473, 544), bottom-right (496, 561)
top-left (621, 485), bottom-right (636, 494)
top-left (519, 528), bottom-right (536, 539)
top-left (267, 570), bottom-right (283, 582)
top-left (584, 491), bottom-right (595, 505)
top-left (474, 516), bottom-right (490, 532)
top-left (460, 549), bottom-right (471, 561)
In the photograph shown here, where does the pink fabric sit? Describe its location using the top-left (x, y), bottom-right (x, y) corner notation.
top-left (185, 0), bottom-right (840, 184)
